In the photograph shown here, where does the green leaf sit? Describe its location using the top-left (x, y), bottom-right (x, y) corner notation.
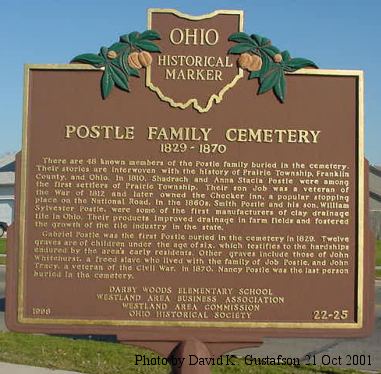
top-left (120, 52), bottom-right (130, 74)
top-left (281, 50), bottom-right (291, 62)
top-left (262, 45), bottom-right (280, 57)
top-left (249, 71), bottom-right (260, 79)
top-left (129, 31), bottom-right (141, 44)
top-left (109, 65), bottom-right (129, 91)
top-left (273, 71), bottom-right (286, 103)
top-left (140, 30), bottom-right (161, 40)
top-left (250, 34), bottom-right (261, 46)
top-left (250, 34), bottom-right (271, 47)
top-left (135, 40), bottom-right (161, 52)
top-left (100, 47), bottom-right (109, 60)
top-left (101, 66), bottom-right (114, 99)
top-left (258, 67), bottom-right (281, 94)
top-left (109, 42), bottom-right (128, 53)
top-left (228, 43), bottom-right (253, 54)
top-left (284, 57), bottom-right (318, 72)
top-left (71, 53), bottom-right (104, 66)
top-left (228, 32), bottom-right (253, 44)
top-left (119, 34), bottom-right (130, 43)
top-left (110, 58), bottom-right (123, 70)
top-left (259, 62), bottom-right (280, 83)
top-left (128, 66), bottom-right (140, 77)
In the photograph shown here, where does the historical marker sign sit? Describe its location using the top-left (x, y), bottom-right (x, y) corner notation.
top-left (6, 8), bottom-right (373, 345)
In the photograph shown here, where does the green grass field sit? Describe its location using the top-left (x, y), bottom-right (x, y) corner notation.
top-left (376, 240), bottom-right (381, 266)
top-left (0, 238), bottom-right (6, 265)
top-left (0, 332), bottom-right (363, 374)
top-left (376, 240), bottom-right (381, 279)
top-left (0, 238), bottom-right (6, 255)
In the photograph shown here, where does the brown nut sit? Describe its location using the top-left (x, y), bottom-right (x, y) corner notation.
top-left (247, 54), bottom-right (263, 72)
top-left (107, 50), bottom-right (118, 59)
top-left (238, 53), bottom-right (253, 69)
top-left (273, 53), bottom-right (283, 63)
top-left (127, 52), bottom-right (142, 69)
top-left (138, 51), bottom-right (153, 67)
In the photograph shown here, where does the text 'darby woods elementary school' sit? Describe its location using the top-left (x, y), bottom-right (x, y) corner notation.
top-left (5, 7), bottom-right (375, 374)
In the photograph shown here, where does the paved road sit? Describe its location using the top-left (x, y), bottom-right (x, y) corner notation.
top-left (0, 362), bottom-right (79, 374)
top-left (0, 266), bottom-right (380, 373)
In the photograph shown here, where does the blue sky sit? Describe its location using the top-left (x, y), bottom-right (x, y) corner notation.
top-left (0, 0), bottom-right (380, 164)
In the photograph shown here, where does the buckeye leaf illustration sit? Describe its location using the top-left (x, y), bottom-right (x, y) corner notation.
top-left (228, 32), bottom-right (254, 44)
top-left (228, 32), bottom-right (318, 102)
top-left (259, 65), bottom-right (283, 94)
top-left (284, 57), bottom-right (318, 72)
top-left (274, 72), bottom-right (286, 103)
top-left (109, 65), bottom-right (129, 92)
top-left (71, 30), bottom-right (161, 99)
top-left (101, 66), bottom-right (114, 99)
top-left (139, 30), bottom-right (161, 40)
top-left (70, 53), bottom-right (105, 67)
top-left (228, 42), bottom-right (255, 55)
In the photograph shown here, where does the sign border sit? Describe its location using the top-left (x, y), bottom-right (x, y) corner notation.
top-left (18, 65), bottom-right (364, 329)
